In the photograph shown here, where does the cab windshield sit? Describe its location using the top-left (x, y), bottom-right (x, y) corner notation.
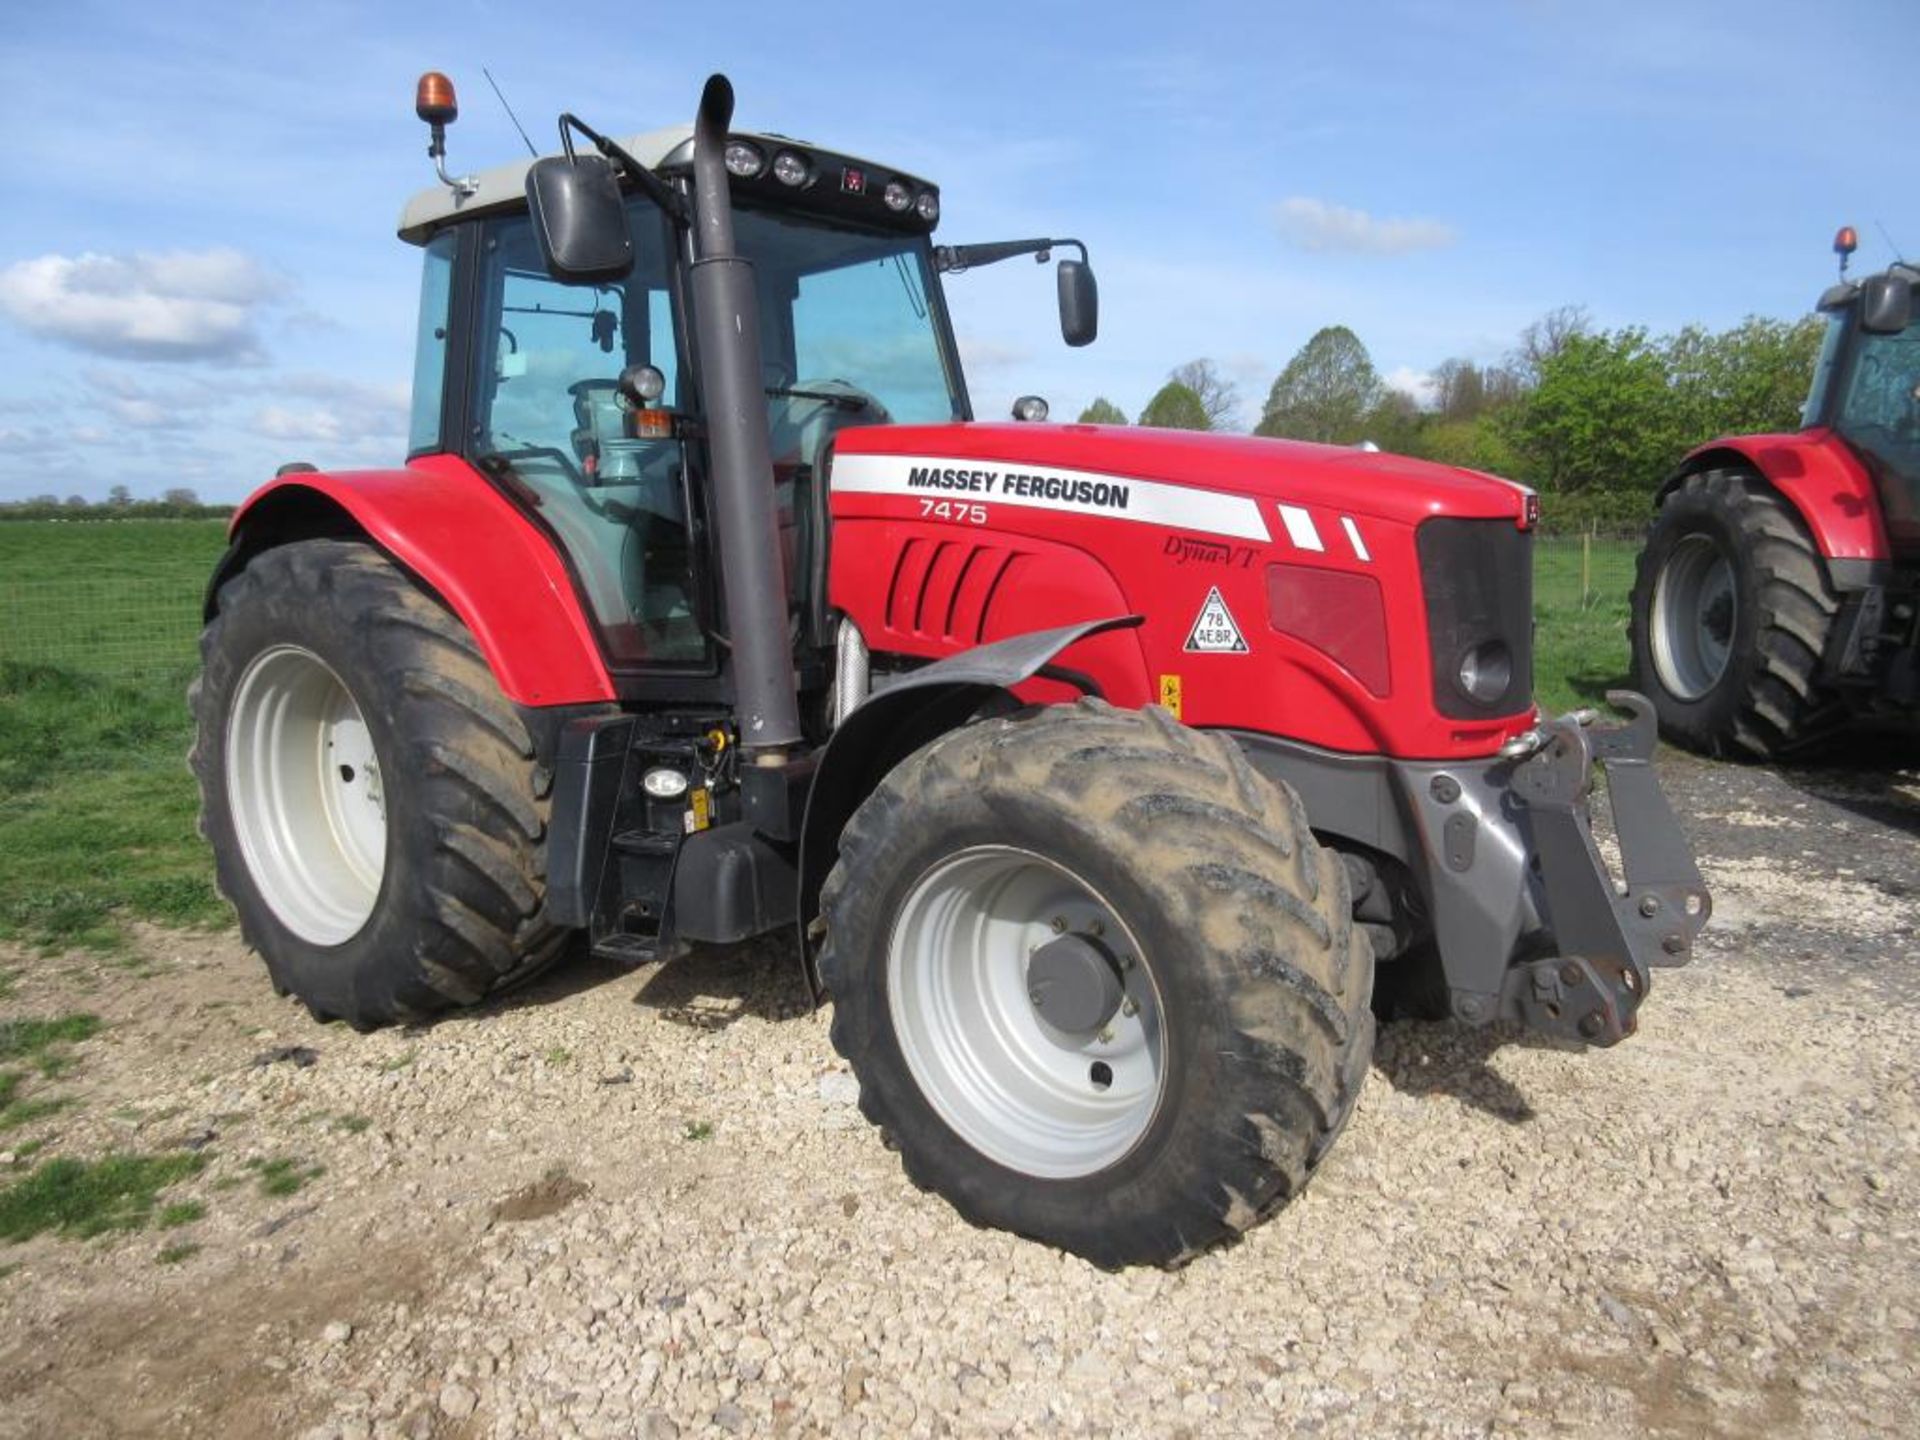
top-left (460, 196), bottom-right (965, 668)
top-left (1833, 309), bottom-right (1920, 551)
top-left (735, 205), bottom-right (966, 429)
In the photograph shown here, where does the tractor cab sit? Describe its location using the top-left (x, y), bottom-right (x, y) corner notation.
top-left (1807, 251), bottom-right (1920, 553)
top-left (397, 83), bottom-right (1088, 686)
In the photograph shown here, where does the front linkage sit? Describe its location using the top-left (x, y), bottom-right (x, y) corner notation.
top-left (1500, 691), bottom-right (1711, 1044)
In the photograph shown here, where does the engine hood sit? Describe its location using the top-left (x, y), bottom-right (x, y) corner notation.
top-left (832, 421), bottom-right (1531, 529)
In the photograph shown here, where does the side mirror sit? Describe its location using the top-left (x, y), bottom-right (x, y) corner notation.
top-left (1058, 258), bottom-right (1098, 348)
top-left (1861, 273), bottom-right (1913, 335)
top-left (526, 155), bottom-right (634, 283)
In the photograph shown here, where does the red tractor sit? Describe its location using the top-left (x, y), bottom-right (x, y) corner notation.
top-left (1630, 229), bottom-right (1920, 756)
top-left (191, 73), bottom-right (1709, 1266)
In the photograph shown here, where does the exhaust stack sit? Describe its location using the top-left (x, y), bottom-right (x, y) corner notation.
top-left (688, 75), bottom-right (804, 758)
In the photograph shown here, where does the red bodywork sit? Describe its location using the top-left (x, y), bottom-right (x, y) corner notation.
top-left (829, 423), bottom-right (1535, 761)
top-left (1666, 429), bottom-right (1890, 562)
top-left (228, 427), bottom-right (1539, 760)
top-left (225, 455), bottom-right (615, 707)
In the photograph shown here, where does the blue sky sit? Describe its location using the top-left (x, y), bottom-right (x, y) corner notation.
top-left (0, 0), bottom-right (1913, 501)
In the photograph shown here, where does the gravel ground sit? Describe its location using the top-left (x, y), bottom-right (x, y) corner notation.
top-left (0, 750), bottom-right (1915, 1438)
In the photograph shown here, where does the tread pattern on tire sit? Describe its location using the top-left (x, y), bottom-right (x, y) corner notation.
top-left (818, 699), bottom-right (1374, 1267)
top-left (1633, 467), bottom-right (1840, 758)
top-left (190, 540), bottom-right (567, 1027)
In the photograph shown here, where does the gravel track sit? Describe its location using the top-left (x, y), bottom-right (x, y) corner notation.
top-left (0, 752), bottom-right (1915, 1438)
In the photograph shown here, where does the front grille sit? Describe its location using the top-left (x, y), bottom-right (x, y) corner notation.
top-left (1416, 517), bottom-right (1534, 719)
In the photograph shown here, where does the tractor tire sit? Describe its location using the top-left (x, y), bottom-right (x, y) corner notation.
top-left (817, 699), bottom-right (1374, 1268)
top-left (190, 539), bottom-right (569, 1028)
top-left (1629, 467), bottom-right (1840, 759)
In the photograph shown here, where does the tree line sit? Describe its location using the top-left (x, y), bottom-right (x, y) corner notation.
top-left (1078, 307), bottom-right (1825, 531)
top-left (0, 487), bottom-right (233, 521)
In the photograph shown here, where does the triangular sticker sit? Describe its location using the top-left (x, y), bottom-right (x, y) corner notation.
top-left (1184, 586), bottom-right (1249, 653)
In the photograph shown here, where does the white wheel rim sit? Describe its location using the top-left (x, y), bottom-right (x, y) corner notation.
top-left (225, 645), bottom-right (388, 946)
top-left (886, 846), bottom-right (1166, 1179)
top-left (1651, 534), bottom-right (1738, 702)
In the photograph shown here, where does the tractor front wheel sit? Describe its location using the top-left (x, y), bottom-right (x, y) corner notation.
top-left (818, 700), bottom-right (1374, 1268)
top-left (1629, 467), bottom-right (1840, 758)
top-left (190, 540), bottom-right (569, 1028)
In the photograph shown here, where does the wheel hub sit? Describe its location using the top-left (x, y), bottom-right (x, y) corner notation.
top-left (1026, 931), bottom-right (1126, 1036)
top-left (1650, 534), bottom-right (1739, 702)
top-left (225, 645), bottom-right (389, 947)
top-left (886, 846), bottom-right (1166, 1179)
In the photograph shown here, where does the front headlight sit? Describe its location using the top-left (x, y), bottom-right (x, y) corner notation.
top-left (1457, 640), bottom-right (1513, 705)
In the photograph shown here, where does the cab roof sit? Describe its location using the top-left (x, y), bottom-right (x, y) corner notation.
top-left (399, 125), bottom-right (693, 244)
top-left (397, 125), bottom-right (925, 245)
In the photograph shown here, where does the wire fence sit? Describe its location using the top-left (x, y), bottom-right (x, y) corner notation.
top-left (0, 523), bottom-right (1641, 690)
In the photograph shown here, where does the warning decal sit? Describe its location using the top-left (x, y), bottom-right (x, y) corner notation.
top-left (1184, 587), bottom-right (1249, 654)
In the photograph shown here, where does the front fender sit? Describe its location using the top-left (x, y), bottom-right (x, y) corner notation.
top-left (795, 616), bottom-right (1141, 994)
top-left (1662, 432), bottom-right (1889, 566)
top-left (214, 455), bottom-right (615, 706)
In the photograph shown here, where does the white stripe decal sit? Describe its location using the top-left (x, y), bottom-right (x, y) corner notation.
top-left (1340, 515), bottom-right (1371, 563)
top-left (830, 453), bottom-right (1271, 542)
top-left (1277, 504), bottom-right (1324, 552)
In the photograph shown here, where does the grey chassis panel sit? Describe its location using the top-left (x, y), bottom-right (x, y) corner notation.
top-left (1230, 693), bottom-right (1710, 1045)
top-left (795, 616), bottom-right (1142, 995)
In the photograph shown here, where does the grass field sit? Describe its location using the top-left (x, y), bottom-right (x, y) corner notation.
top-left (0, 521), bottom-right (1636, 954)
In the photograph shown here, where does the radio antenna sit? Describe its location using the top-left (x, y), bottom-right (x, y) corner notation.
top-left (483, 67), bottom-right (538, 157)
top-left (1873, 219), bottom-right (1909, 267)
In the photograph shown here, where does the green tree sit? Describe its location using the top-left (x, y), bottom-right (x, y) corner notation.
top-left (1256, 326), bottom-right (1385, 443)
top-left (1168, 359), bottom-right (1240, 430)
top-left (1497, 328), bottom-right (1681, 492)
top-left (1076, 397), bottom-right (1129, 425)
top-left (1666, 315), bottom-right (1823, 443)
top-left (1137, 381), bottom-right (1211, 430)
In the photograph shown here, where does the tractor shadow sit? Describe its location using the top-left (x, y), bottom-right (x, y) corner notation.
top-left (628, 932), bottom-right (813, 1031)
top-left (1562, 668), bottom-right (1634, 708)
top-left (1371, 1019), bottom-right (1568, 1125)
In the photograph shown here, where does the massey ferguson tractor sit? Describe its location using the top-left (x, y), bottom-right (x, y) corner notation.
top-left (190, 72), bottom-right (1709, 1267)
top-left (1630, 228), bottom-right (1920, 757)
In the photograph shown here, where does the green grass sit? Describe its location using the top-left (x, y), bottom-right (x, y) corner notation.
top-left (0, 519), bottom-right (229, 953)
top-left (248, 1156), bottom-right (324, 1198)
top-left (157, 1199), bottom-right (205, 1228)
top-left (1531, 536), bottom-right (1636, 716)
top-left (0, 1013), bottom-right (103, 1064)
top-left (683, 1120), bottom-right (714, 1142)
top-left (0, 520), bottom-right (227, 679)
top-left (0, 661), bottom-right (226, 952)
top-left (155, 1241), bottom-right (199, 1265)
top-left (0, 1152), bottom-right (205, 1242)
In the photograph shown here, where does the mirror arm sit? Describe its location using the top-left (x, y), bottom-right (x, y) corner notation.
top-left (935, 237), bottom-right (1087, 274)
top-left (558, 113), bottom-right (691, 225)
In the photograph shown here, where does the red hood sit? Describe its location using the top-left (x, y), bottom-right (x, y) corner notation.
top-left (833, 422), bottom-right (1530, 528)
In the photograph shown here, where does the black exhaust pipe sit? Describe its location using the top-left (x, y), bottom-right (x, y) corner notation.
top-left (689, 74), bottom-right (803, 757)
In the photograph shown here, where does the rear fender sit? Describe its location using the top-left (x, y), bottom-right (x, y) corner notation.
top-left (211, 456), bottom-right (615, 706)
top-left (1661, 433), bottom-right (1890, 573)
top-left (795, 616), bottom-right (1141, 996)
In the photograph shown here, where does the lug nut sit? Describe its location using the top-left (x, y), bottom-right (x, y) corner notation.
top-left (1096, 1028), bottom-right (1113, 1045)
top-left (1088, 918), bottom-right (1105, 937)
top-left (1050, 916), bottom-right (1068, 934)
top-left (1430, 774), bottom-right (1461, 804)
top-left (1120, 997), bottom-right (1139, 1018)
top-left (1662, 934), bottom-right (1686, 956)
top-left (1578, 1011), bottom-right (1606, 1039)
top-left (1638, 896), bottom-right (1660, 917)
top-left (1559, 961), bottom-right (1583, 987)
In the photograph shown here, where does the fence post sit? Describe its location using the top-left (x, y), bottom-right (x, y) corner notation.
top-left (1580, 528), bottom-right (1593, 609)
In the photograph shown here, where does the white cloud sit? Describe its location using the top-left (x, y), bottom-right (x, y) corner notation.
top-left (1275, 198), bottom-right (1457, 256)
top-left (0, 248), bottom-right (289, 363)
top-left (253, 374), bottom-right (408, 449)
top-left (1385, 365), bottom-right (1438, 407)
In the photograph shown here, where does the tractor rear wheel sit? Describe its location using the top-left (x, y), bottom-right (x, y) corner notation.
top-left (818, 700), bottom-right (1374, 1268)
top-left (190, 540), bottom-right (569, 1027)
top-left (1629, 467), bottom-right (1841, 758)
